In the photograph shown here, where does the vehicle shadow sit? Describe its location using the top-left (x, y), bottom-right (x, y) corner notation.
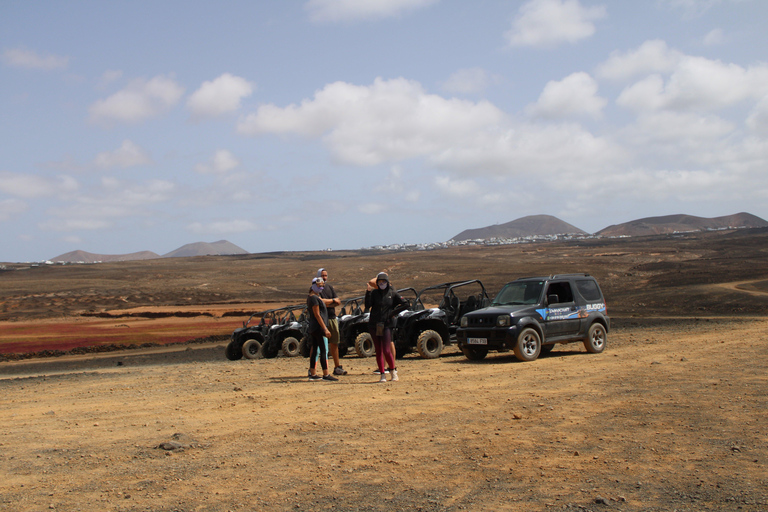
top-left (444, 348), bottom-right (585, 365)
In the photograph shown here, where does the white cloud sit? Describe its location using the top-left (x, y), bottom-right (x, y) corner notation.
top-left (194, 150), bottom-right (240, 174)
top-left (746, 95), bottom-right (768, 136)
top-left (375, 166), bottom-right (420, 202)
top-left (441, 68), bottom-right (494, 94)
top-left (622, 111), bottom-right (735, 159)
top-left (0, 172), bottom-right (78, 199)
top-left (505, 0), bottom-right (607, 48)
top-left (88, 75), bottom-right (184, 125)
top-left (40, 178), bottom-right (175, 233)
top-left (0, 198), bottom-right (28, 221)
top-left (703, 28), bottom-right (725, 46)
top-left (1, 48), bottom-right (69, 70)
top-left (238, 77), bottom-right (506, 166)
top-left (526, 72), bottom-right (607, 119)
top-left (305, 0), bottom-right (438, 23)
top-left (187, 73), bottom-right (254, 119)
top-left (93, 140), bottom-right (152, 169)
top-left (358, 203), bottom-right (387, 215)
top-left (187, 219), bottom-right (258, 234)
top-left (435, 176), bottom-right (481, 198)
top-left (596, 40), bottom-right (683, 81)
top-left (616, 56), bottom-right (768, 112)
top-left (97, 70), bottom-right (123, 89)
top-left (39, 218), bottom-right (112, 231)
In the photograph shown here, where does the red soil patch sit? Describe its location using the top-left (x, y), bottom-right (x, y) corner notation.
top-left (0, 315), bottom-right (245, 355)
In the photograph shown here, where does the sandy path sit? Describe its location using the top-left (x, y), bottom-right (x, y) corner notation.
top-left (0, 318), bottom-right (766, 512)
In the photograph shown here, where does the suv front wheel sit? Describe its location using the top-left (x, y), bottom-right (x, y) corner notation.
top-left (514, 327), bottom-right (541, 362)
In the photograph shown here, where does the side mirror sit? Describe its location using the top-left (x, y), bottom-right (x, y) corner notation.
top-left (547, 294), bottom-right (559, 305)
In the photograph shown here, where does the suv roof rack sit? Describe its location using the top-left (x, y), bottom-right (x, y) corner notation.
top-left (550, 273), bottom-right (591, 278)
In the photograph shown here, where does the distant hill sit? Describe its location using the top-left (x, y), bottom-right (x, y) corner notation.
top-left (50, 250), bottom-right (160, 263)
top-left (597, 212), bottom-right (768, 237)
top-left (161, 240), bottom-right (248, 258)
top-left (451, 215), bottom-right (587, 242)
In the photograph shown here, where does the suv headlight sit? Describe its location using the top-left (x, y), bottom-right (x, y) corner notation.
top-left (460, 316), bottom-right (468, 327)
top-left (497, 315), bottom-right (511, 327)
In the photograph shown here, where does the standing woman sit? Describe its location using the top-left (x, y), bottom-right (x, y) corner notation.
top-left (365, 272), bottom-right (408, 382)
top-left (308, 277), bottom-right (337, 382)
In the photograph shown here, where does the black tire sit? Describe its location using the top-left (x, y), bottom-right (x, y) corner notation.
top-left (299, 335), bottom-right (311, 358)
top-left (225, 340), bottom-right (243, 360)
top-left (354, 331), bottom-right (374, 358)
top-left (262, 339), bottom-right (280, 359)
top-left (584, 323), bottom-right (607, 353)
top-left (281, 336), bottom-right (300, 357)
top-left (513, 327), bottom-right (541, 362)
top-left (540, 344), bottom-right (554, 356)
top-left (416, 329), bottom-right (443, 359)
top-left (242, 339), bottom-right (262, 359)
top-left (461, 345), bottom-right (488, 361)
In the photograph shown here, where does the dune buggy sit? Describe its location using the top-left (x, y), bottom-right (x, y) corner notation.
top-left (392, 280), bottom-right (490, 359)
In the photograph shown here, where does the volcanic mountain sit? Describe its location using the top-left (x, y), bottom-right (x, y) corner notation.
top-left (597, 212), bottom-right (768, 237)
top-left (450, 215), bottom-right (587, 242)
top-left (161, 240), bottom-right (248, 258)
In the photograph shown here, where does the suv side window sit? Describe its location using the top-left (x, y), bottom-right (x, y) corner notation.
top-left (545, 281), bottom-right (574, 303)
top-left (575, 279), bottom-right (601, 301)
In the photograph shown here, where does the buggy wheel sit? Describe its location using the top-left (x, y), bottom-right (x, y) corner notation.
top-left (242, 339), bottom-right (263, 359)
top-left (225, 340), bottom-right (243, 360)
top-left (262, 339), bottom-right (280, 359)
top-left (281, 336), bottom-right (301, 357)
top-left (299, 335), bottom-right (311, 358)
top-left (354, 332), bottom-right (374, 358)
top-left (513, 327), bottom-right (541, 362)
top-left (461, 345), bottom-right (488, 361)
top-left (416, 329), bottom-right (444, 359)
top-left (584, 323), bottom-right (607, 353)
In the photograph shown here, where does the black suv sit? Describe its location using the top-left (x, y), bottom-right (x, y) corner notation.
top-left (456, 274), bottom-right (608, 362)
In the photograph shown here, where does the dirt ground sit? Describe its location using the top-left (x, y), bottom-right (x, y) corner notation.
top-left (1, 316), bottom-right (766, 512)
top-left (1, 229), bottom-right (767, 511)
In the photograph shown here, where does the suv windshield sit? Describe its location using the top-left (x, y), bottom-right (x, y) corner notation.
top-left (491, 281), bottom-right (544, 306)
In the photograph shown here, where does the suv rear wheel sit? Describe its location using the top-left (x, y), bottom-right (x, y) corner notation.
top-left (514, 327), bottom-right (541, 362)
top-left (584, 323), bottom-right (607, 353)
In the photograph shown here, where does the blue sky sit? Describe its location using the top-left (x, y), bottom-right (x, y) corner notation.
top-left (1, 0), bottom-right (767, 261)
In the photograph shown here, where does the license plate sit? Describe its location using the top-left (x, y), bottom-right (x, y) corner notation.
top-left (468, 338), bottom-right (487, 345)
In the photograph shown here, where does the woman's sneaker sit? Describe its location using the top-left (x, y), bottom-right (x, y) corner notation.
top-left (391, 369), bottom-right (399, 382)
top-left (378, 374), bottom-right (387, 383)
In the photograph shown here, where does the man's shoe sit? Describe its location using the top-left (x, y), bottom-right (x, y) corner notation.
top-left (373, 368), bottom-right (391, 375)
top-left (322, 374), bottom-right (339, 382)
top-left (308, 374), bottom-right (322, 382)
top-left (333, 366), bottom-right (347, 376)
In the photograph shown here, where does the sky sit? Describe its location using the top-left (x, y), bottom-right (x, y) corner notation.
top-left (2, 0), bottom-right (768, 262)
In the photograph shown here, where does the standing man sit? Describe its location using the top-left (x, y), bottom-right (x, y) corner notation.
top-left (317, 268), bottom-right (346, 376)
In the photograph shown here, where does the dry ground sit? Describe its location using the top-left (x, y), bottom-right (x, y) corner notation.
top-left (1, 317), bottom-right (766, 512)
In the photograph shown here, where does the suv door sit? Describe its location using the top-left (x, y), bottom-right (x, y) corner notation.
top-left (542, 280), bottom-right (580, 337)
